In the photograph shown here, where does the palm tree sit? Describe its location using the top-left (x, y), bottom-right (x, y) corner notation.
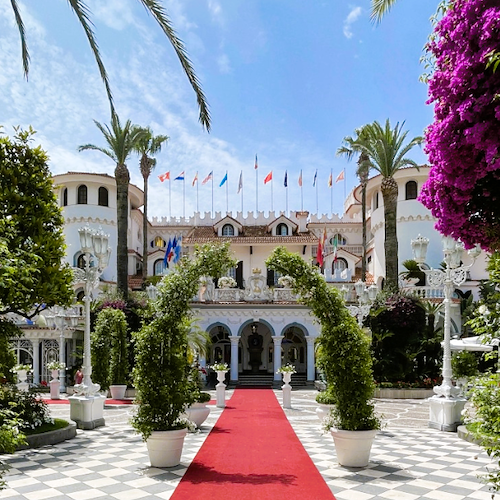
top-left (357, 152), bottom-right (371, 282)
top-left (10, 0), bottom-right (210, 130)
top-left (371, 0), bottom-right (401, 22)
top-left (338, 119), bottom-right (423, 291)
top-left (79, 115), bottom-right (145, 300)
top-left (134, 128), bottom-right (169, 283)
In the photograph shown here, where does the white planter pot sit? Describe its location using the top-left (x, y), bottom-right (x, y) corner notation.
top-left (109, 385), bottom-right (127, 400)
top-left (282, 372), bottom-right (292, 385)
top-left (51, 369), bottom-right (60, 380)
top-left (146, 428), bottom-right (188, 467)
top-left (185, 403), bottom-right (211, 428)
top-left (330, 428), bottom-right (378, 467)
top-left (316, 403), bottom-right (334, 422)
top-left (216, 371), bottom-right (227, 385)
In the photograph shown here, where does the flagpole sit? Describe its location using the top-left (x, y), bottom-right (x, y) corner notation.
top-left (183, 177), bottom-right (185, 218)
top-left (286, 185), bottom-right (288, 215)
top-left (255, 161), bottom-right (258, 213)
top-left (330, 168), bottom-right (333, 214)
top-left (316, 178), bottom-right (319, 214)
top-left (169, 177), bottom-right (172, 219)
top-left (301, 172), bottom-right (304, 212)
top-left (226, 173), bottom-right (228, 213)
top-left (343, 168), bottom-right (346, 200)
top-left (196, 178), bottom-right (199, 213)
top-left (211, 175), bottom-right (214, 216)
top-left (271, 177), bottom-right (274, 213)
top-left (241, 183), bottom-right (244, 213)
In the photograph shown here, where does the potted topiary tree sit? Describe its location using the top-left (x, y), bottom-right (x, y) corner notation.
top-left (132, 242), bottom-right (236, 467)
top-left (451, 350), bottom-right (478, 396)
top-left (267, 247), bottom-right (380, 467)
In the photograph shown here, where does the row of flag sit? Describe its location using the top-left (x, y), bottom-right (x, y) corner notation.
top-left (158, 167), bottom-right (345, 189)
top-left (162, 236), bottom-right (182, 267)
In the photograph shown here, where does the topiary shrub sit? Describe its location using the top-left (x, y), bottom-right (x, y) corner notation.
top-left (267, 247), bottom-right (379, 431)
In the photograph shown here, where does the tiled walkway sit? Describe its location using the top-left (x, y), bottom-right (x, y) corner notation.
top-left (0, 390), bottom-right (494, 500)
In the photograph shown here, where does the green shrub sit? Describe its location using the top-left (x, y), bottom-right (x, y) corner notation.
top-left (316, 390), bottom-right (336, 405)
top-left (452, 351), bottom-right (478, 379)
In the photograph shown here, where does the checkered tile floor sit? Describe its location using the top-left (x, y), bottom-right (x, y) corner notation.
top-left (0, 391), bottom-right (495, 499)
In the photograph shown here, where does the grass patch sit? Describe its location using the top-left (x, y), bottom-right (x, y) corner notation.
top-left (25, 419), bottom-right (69, 435)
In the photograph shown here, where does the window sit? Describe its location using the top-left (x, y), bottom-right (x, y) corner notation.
top-left (333, 258), bottom-right (348, 272)
top-left (374, 192), bottom-right (379, 210)
top-left (154, 259), bottom-right (165, 276)
top-left (98, 187), bottom-right (109, 206)
top-left (154, 236), bottom-right (166, 248)
top-left (76, 254), bottom-right (94, 269)
top-left (222, 224), bottom-right (235, 236)
top-left (276, 223), bottom-right (288, 236)
top-left (405, 181), bottom-right (418, 200)
top-left (330, 234), bottom-right (346, 246)
top-left (62, 188), bottom-right (68, 207)
top-left (77, 185), bottom-right (87, 204)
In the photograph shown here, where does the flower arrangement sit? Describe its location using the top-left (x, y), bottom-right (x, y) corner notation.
top-left (277, 363), bottom-right (296, 374)
top-left (12, 364), bottom-right (31, 373)
top-left (278, 275), bottom-right (295, 288)
top-left (218, 276), bottom-right (237, 289)
top-left (47, 361), bottom-right (66, 370)
top-left (211, 362), bottom-right (229, 371)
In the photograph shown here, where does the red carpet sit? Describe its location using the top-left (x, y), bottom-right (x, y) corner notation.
top-left (171, 388), bottom-right (336, 500)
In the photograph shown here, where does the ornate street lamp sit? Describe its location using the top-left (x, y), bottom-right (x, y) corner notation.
top-left (69, 224), bottom-right (111, 429)
top-left (411, 234), bottom-right (481, 431)
top-left (45, 306), bottom-right (79, 393)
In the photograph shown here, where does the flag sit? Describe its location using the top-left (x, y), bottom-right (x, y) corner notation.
top-left (255, 154), bottom-right (258, 169)
top-left (237, 171), bottom-right (243, 194)
top-left (158, 171), bottom-right (170, 182)
top-left (202, 171), bottom-right (213, 185)
top-left (335, 170), bottom-right (345, 183)
top-left (333, 234), bottom-right (338, 262)
top-left (284, 171), bottom-right (288, 187)
top-left (163, 238), bottom-right (172, 266)
top-left (192, 172), bottom-right (198, 186)
top-left (219, 172), bottom-right (228, 187)
top-left (264, 171), bottom-right (272, 184)
top-left (313, 170), bottom-right (317, 187)
top-left (174, 171), bottom-right (185, 181)
top-left (328, 172), bottom-right (333, 187)
top-left (173, 236), bottom-right (182, 263)
top-left (298, 170), bottom-right (302, 187)
top-left (316, 235), bottom-right (324, 267)
top-left (168, 236), bottom-right (177, 266)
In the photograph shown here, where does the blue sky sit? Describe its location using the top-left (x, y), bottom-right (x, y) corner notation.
top-left (0, 0), bottom-right (436, 219)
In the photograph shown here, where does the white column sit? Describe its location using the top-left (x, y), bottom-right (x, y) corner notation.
top-left (272, 336), bottom-right (284, 381)
top-left (229, 336), bottom-right (239, 382)
top-left (32, 339), bottom-right (40, 385)
top-left (306, 336), bottom-right (316, 382)
top-left (59, 332), bottom-right (66, 392)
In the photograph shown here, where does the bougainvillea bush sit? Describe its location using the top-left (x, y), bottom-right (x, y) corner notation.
top-left (420, 0), bottom-right (500, 251)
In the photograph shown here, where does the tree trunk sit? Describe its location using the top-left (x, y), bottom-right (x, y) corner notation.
top-left (115, 163), bottom-right (130, 300)
top-left (142, 167), bottom-right (151, 283)
top-left (381, 177), bottom-right (399, 291)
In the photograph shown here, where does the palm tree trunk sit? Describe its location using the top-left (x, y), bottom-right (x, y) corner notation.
top-left (142, 170), bottom-right (150, 283)
top-left (381, 178), bottom-right (399, 291)
top-left (115, 163), bottom-right (130, 300)
top-left (361, 182), bottom-right (367, 282)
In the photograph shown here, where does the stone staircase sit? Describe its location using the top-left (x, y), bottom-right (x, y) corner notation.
top-left (231, 372), bottom-right (308, 388)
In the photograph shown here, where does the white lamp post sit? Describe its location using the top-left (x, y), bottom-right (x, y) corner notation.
top-left (411, 234), bottom-right (480, 431)
top-left (343, 281), bottom-right (378, 327)
top-left (69, 224), bottom-right (111, 429)
top-left (45, 306), bottom-right (79, 393)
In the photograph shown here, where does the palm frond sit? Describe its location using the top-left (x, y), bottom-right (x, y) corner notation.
top-left (138, 0), bottom-right (211, 131)
top-left (11, 0), bottom-right (30, 79)
top-left (370, 0), bottom-right (400, 23)
top-left (78, 143), bottom-right (116, 161)
top-left (67, 0), bottom-right (115, 115)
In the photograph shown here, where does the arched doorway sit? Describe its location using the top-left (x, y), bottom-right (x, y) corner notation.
top-left (239, 321), bottom-right (274, 374)
top-left (207, 325), bottom-right (231, 366)
top-left (281, 326), bottom-right (307, 374)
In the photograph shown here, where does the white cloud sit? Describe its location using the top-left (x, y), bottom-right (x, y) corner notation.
top-left (87, 0), bottom-right (136, 30)
top-left (217, 53), bottom-right (231, 74)
top-left (343, 6), bottom-right (362, 39)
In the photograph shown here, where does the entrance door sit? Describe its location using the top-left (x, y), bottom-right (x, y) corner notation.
top-left (282, 326), bottom-right (306, 374)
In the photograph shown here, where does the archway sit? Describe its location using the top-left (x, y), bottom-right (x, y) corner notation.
top-left (239, 320), bottom-right (275, 374)
top-left (281, 325), bottom-right (307, 374)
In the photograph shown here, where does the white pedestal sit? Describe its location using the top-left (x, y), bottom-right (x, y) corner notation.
top-left (216, 384), bottom-right (226, 408)
top-left (69, 394), bottom-right (106, 429)
top-left (49, 380), bottom-right (61, 399)
top-left (282, 385), bottom-right (292, 409)
top-left (428, 396), bottom-right (467, 432)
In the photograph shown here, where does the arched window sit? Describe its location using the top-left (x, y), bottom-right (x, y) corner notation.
top-left (62, 188), bottom-right (68, 207)
top-left (332, 258), bottom-right (348, 272)
top-left (405, 181), bottom-right (418, 200)
top-left (76, 254), bottom-right (94, 269)
top-left (154, 259), bottom-right (165, 276)
top-left (222, 224), bottom-right (235, 236)
top-left (98, 187), bottom-right (109, 206)
top-left (330, 234), bottom-right (346, 246)
top-left (154, 236), bottom-right (166, 248)
top-left (77, 185), bottom-right (88, 204)
top-left (276, 223), bottom-right (288, 236)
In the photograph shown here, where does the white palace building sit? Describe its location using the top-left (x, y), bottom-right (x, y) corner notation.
top-left (9, 166), bottom-right (489, 387)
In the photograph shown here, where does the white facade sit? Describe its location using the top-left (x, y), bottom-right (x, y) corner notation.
top-left (8, 167), bottom-right (489, 385)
